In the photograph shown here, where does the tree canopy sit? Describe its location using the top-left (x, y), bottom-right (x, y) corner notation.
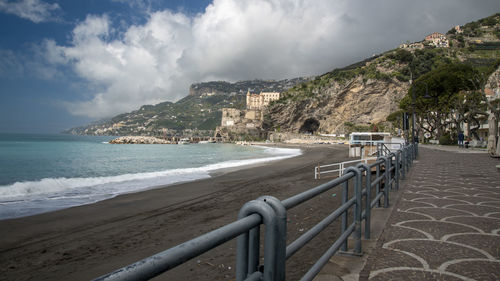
top-left (399, 63), bottom-right (482, 139)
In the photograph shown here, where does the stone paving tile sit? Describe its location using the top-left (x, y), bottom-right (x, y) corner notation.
top-left (387, 240), bottom-right (486, 268)
top-left (387, 210), bottom-right (431, 222)
top-left (409, 207), bottom-right (472, 220)
top-left (397, 200), bottom-right (436, 211)
top-left (446, 260), bottom-right (500, 281)
top-left (416, 190), bottom-right (466, 198)
top-left (446, 204), bottom-right (500, 216)
top-left (444, 188), bottom-right (495, 196)
top-left (446, 195), bottom-right (500, 205)
top-left (361, 147), bottom-right (500, 280)
top-left (381, 225), bottom-right (428, 242)
top-left (483, 202), bottom-right (500, 208)
top-left (445, 216), bottom-right (500, 233)
top-left (401, 192), bottom-right (435, 200)
top-left (413, 198), bottom-right (473, 207)
top-left (371, 270), bottom-right (466, 281)
top-left (361, 248), bottom-right (424, 273)
top-left (447, 234), bottom-right (500, 258)
top-left (397, 221), bottom-right (481, 239)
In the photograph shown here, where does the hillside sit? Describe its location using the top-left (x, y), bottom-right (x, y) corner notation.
top-left (264, 13), bottom-right (500, 135)
top-left (66, 13), bottom-right (500, 137)
top-left (64, 78), bottom-right (310, 136)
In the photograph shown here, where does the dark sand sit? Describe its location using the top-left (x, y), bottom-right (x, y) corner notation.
top-left (0, 144), bottom-right (352, 281)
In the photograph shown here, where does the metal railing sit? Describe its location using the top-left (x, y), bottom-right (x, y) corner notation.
top-left (314, 157), bottom-right (376, 179)
top-left (94, 144), bottom-right (416, 281)
top-left (376, 142), bottom-right (404, 157)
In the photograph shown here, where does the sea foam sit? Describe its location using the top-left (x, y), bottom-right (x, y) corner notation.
top-left (0, 146), bottom-right (301, 219)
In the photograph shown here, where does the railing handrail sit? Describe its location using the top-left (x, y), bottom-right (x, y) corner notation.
top-left (94, 144), bottom-right (417, 281)
top-left (314, 157), bottom-right (376, 179)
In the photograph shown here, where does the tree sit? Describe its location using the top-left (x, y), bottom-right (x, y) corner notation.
top-left (468, 61), bottom-right (500, 156)
top-left (400, 63), bottom-right (480, 140)
top-left (454, 90), bottom-right (488, 140)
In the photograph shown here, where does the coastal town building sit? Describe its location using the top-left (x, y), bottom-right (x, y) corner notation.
top-left (214, 91), bottom-right (282, 141)
top-left (398, 42), bottom-right (424, 50)
top-left (454, 25), bottom-right (463, 34)
top-left (425, 32), bottom-right (449, 48)
top-left (246, 91), bottom-right (280, 110)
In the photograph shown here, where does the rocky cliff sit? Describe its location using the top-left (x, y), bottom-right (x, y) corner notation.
top-left (265, 57), bottom-right (410, 134)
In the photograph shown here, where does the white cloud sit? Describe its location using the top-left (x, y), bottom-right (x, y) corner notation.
top-left (44, 0), bottom-right (500, 119)
top-left (0, 0), bottom-right (60, 23)
top-left (0, 49), bottom-right (24, 77)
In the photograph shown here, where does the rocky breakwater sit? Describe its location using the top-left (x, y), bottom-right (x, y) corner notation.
top-left (109, 136), bottom-right (171, 144)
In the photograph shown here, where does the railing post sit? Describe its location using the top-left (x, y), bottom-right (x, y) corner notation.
top-left (395, 151), bottom-right (400, 190)
top-left (248, 226), bottom-right (260, 276)
top-left (357, 163), bottom-right (372, 239)
top-left (341, 180), bottom-right (348, 252)
top-left (236, 200), bottom-right (279, 281)
top-left (409, 144), bottom-right (414, 165)
top-left (258, 196), bottom-right (287, 281)
top-left (378, 156), bottom-right (390, 208)
top-left (401, 148), bottom-right (406, 180)
top-left (376, 160), bottom-right (381, 207)
top-left (406, 146), bottom-right (410, 172)
top-left (343, 167), bottom-right (362, 255)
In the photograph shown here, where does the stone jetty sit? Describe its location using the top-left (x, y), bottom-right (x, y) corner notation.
top-left (109, 136), bottom-right (171, 144)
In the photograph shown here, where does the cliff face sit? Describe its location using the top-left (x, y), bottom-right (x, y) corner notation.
top-left (265, 73), bottom-right (409, 134)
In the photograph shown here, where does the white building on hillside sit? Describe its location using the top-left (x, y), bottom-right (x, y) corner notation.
top-left (246, 91), bottom-right (281, 110)
top-left (425, 32), bottom-right (449, 48)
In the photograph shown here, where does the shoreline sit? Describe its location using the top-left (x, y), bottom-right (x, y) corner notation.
top-left (0, 143), bottom-right (301, 220)
top-left (0, 144), bottom-right (351, 281)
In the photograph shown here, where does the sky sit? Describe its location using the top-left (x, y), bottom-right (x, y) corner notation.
top-left (0, 0), bottom-right (499, 133)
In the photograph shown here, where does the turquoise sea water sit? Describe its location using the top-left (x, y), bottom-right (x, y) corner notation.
top-left (0, 133), bottom-right (301, 220)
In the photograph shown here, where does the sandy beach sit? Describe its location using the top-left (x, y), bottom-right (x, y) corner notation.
top-left (0, 144), bottom-right (352, 281)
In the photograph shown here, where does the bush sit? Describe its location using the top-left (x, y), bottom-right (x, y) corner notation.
top-left (388, 49), bottom-right (413, 63)
top-left (439, 133), bottom-right (454, 145)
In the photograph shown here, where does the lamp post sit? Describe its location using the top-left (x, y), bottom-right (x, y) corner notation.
top-left (411, 87), bottom-right (416, 146)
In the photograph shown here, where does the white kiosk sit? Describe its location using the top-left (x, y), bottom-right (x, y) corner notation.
top-left (349, 132), bottom-right (391, 158)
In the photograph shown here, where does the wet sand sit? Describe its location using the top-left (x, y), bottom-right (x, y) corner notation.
top-left (0, 144), bottom-right (352, 281)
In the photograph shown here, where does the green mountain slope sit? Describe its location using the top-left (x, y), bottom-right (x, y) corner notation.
top-left (64, 78), bottom-right (310, 136)
top-left (264, 13), bottom-right (500, 134)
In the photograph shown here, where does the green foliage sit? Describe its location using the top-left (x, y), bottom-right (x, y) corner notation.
top-left (408, 48), bottom-right (456, 80)
top-left (439, 133), bottom-right (455, 145)
top-left (400, 63), bottom-right (479, 113)
top-left (481, 15), bottom-right (498, 27)
top-left (495, 28), bottom-right (500, 39)
top-left (388, 49), bottom-right (413, 63)
top-left (391, 71), bottom-right (409, 82)
top-left (386, 110), bottom-right (405, 129)
top-left (344, 122), bottom-right (371, 134)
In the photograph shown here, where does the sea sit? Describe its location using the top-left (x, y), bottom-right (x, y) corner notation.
top-left (0, 133), bottom-right (301, 220)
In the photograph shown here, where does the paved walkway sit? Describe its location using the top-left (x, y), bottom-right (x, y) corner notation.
top-left (359, 146), bottom-right (500, 280)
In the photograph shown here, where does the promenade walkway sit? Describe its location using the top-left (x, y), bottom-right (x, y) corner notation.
top-left (359, 146), bottom-right (500, 280)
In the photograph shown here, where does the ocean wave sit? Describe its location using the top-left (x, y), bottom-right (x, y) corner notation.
top-left (0, 146), bottom-right (301, 200)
